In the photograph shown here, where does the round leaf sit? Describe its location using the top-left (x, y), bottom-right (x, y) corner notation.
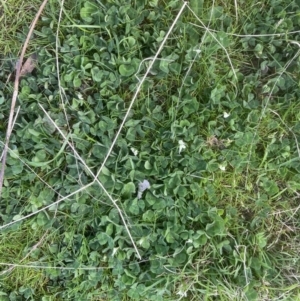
top-left (119, 64), bottom-right (136, 77)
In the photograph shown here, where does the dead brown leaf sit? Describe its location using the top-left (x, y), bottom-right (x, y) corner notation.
top-left (206, 136), bottom-right (225, 149)
top-left (19, 53), bottom-right (37, 77)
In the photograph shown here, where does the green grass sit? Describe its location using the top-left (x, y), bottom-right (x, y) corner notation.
top-left (0, 0), bottom-right (41, 55)
top-left (0, 0), bottom-right (300, 300)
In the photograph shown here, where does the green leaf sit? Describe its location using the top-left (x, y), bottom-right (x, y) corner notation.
top-left (182, 96), bottom-right (199, 117)
top-left (11, 163), bottom-right (23, 175)
top-left (91, 66), bottom-right (102, 82)
top-left (254, 43), bottom-right (264, 56)
top-left (144, 160), bottom-right (152, 170)
top-left (129, 198), bottom-right (139, 215)
top-left (13, 214), bottom-right (23, 221)
top-left (152, 199), bottom-right (167, 210)
top-left (106, 224), bottom-right (114, 236)
top-left (125, 119), bottom-right (140, 127)
top-left (260, 178), bottom-right (279, 196)
top-left (36, 212), bottom-right (49, 226)
top-left (210, 84), bottom-right (226, 104)
top-left (121, 36), bottom-right (136, 48)
top-left (0, 92), bottom-right (5, 105)
top-left (97, 232), bottom-right (108, 245)
top-left (206, 217), bottom-right (225, 236)
top-left (28, 134), bottom-right (71, 167)
top-left (150, 258), bottom-right (165, 274)
top-left (121, 182), bottom-right (136, 197)
top-left (142, 210), bottom-right (155, 222)
top-left (127, 284), bottom-right (140, 299)
top-left (80, 2), bottom-right (97, 23)
top-left (169, 251), bottom-right (187, 267)
top-left (73, 76), bottom-right (81, 88)
top-left (216, 31), bottom-right (231, 48)
top-left (190, 0), bottom-right (203, 15)
top-left (255, 232), bottom-right (267, 249)
top-left (64, 72), bottom-right (73, 82)
top-left (192, 230), bottom-right (208, 248)
top-left (138, 237), bottom-right (150, 249)
top-left (119, 64), bottom-right (136, 77)
top-left (28, 128), bottom-right (41, 137)
top-left (159, 59), bottom-right (169, 73)
top-left (166, 232), bottom-right (175, 243)
top-left (35, 150), bottom-right (47, 161)
top-left (149, 0), bottom-right (159, 7)
top-left (175, 186), bottom-right (188, 197)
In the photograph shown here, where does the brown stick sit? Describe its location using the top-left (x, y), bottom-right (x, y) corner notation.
top-left (0, 0), bottom-right (49, 197)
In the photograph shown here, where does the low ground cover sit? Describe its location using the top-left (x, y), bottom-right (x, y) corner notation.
top-left (0, 0), bottom-right (300, 300)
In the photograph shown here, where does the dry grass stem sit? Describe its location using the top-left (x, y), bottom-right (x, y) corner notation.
top-left (0, 0), bottom-right (49, 197)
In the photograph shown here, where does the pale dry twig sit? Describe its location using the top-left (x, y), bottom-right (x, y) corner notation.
top-left (0, 0), bottom-right (49, 197)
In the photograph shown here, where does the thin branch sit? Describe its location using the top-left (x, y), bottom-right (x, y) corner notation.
top-left (174, 0), bottom-right (215, 121)
top-left (0, 106), bottom-right (20, 162)
top-left (244, 46), bottom-right (300, 186)
top-left (38, 105), bottom-right (142, 260)
top-left (94, 1), bottom-right (188, 180)
top-left (234, 0), bottom-right (238, 23)
top-left (0, 1), bottom-right (188, 260)
top-left (188, 23), bottom-right (300, 38)
top-left (186, 3), bottom-right (237, 80)
top-left (0, 206), bottom-right (58, 276)
top-left (0, 0), bottom-right (49, 197)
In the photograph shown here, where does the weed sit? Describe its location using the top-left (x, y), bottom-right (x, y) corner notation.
top-left (0, 0), bottom-right (300, 300)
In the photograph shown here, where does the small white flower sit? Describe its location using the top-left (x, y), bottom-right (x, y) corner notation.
top-left (131, 147), bottom-right (138, 156)
top-left (219, 164), bottom-right (226, 171)
top-left (178, 140), bottom-right (186, 154)
top-left (112, 247), bottom-right (119, 256)
top-left (138, 237), bottom-right (146, 246)
top-left (137, 180), bottom-right (150, 199)
top-left (275, 19), bottom-right (284, 28)
top-left (223, 112), bottom-right (230, 118)
top-left (176, 290), bottom-right (187, 297)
